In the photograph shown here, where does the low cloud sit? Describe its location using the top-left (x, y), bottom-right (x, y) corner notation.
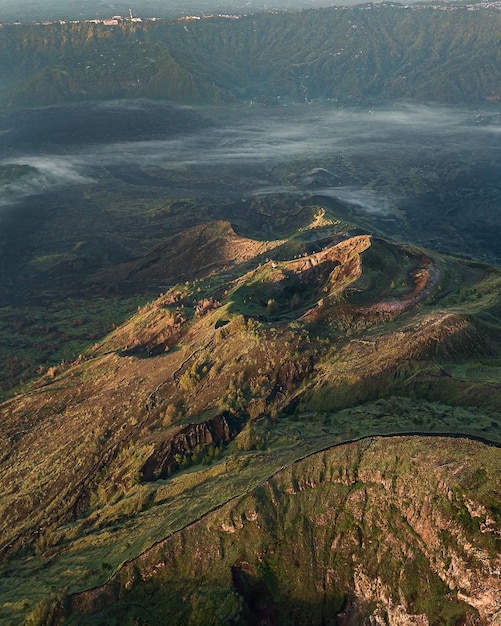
top-left (0, 156), bottom-right (94, 207)
top-left (1, 101), bottom-right (499, 213)
top-left (313, 187), bottom-right (398, 215)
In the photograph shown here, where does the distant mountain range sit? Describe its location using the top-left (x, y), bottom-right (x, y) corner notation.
top-left (2, 5), bottom-right (501, 107)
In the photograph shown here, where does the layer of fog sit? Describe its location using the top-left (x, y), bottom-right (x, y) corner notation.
top-left (0, 157), bottom-right (93, 208)
top-left (1, 102), bottom-right (500, 217)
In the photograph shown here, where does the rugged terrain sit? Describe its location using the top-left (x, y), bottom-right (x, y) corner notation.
top-left (0, 204), bottom-right (500, 625)
top-left (2, 5), bottom-right (501, 107)
top-left (1, 5), bottom-right (501, 625)
top-left (62, 437), bottom-right (501, 625)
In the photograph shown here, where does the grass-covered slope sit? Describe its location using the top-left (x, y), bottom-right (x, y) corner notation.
top-left (62, 436), bottom-right (501, 625)
top-left (0, 205), bottom-right (500, 624)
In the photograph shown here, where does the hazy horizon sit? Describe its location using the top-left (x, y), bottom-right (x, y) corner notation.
top-left (0, 0), bottom-right (376, 23)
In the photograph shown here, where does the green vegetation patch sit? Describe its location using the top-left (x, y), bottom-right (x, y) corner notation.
top-left (0, 295), bottom-right (146, 398)
top-left (0, 164), bottom-right (39, 186)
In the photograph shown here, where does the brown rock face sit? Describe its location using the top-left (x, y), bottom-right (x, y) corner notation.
top-left (281, 234), bottom-right (371, 291)
top-left (61, 436), bottom-right (501, 626)
top-left (140, 411), bottom-right (245, 481)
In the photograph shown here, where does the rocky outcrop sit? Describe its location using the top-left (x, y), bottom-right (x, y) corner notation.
top-left (281, 234), bottom-right (371, 292)
top-left (61, 436), bottom-right (501, 625)
top-left (140, 411), bottom-right (245, 481)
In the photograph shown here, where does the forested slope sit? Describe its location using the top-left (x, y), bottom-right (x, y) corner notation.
top-left (2, 5), bottom-right (501, 106)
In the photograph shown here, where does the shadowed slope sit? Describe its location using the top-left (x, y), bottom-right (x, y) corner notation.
top-left (61, 436), bottom-right (501, 625)
top-left (0, 219), bottom-right (500, 625)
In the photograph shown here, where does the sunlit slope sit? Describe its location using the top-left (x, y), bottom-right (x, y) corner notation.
top-left (0, 208), bottom-right (500, 624)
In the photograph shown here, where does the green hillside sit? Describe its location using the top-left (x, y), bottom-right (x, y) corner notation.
top-left (0, 205), bottom-right (500, 624)
top-left (2, 6), bottom-right (501, 106)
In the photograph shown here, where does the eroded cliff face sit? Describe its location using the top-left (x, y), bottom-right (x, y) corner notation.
top-left (62, 436), bottom-right (501, 625)
top-left (140, 412), bottom-right (245, 481)
top-left (269, 234), bottom-right (371, 298)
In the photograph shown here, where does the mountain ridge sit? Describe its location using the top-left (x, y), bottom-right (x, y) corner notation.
top-left (1, 209), bottom-right (500, 624)
top-left (1, 7), bottom-right (501, 622)
top-left (2, 5), bottom-right (501, 107)
top-left (45, 436), bottom-right (501, 625)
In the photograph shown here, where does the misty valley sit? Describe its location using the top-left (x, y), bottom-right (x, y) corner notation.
top-left (2, 100), bottom-right (501, 276)
top-left (0, 5), bottom-right (501, 626)
top-left (1, 100), bottom-right (501, 394)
